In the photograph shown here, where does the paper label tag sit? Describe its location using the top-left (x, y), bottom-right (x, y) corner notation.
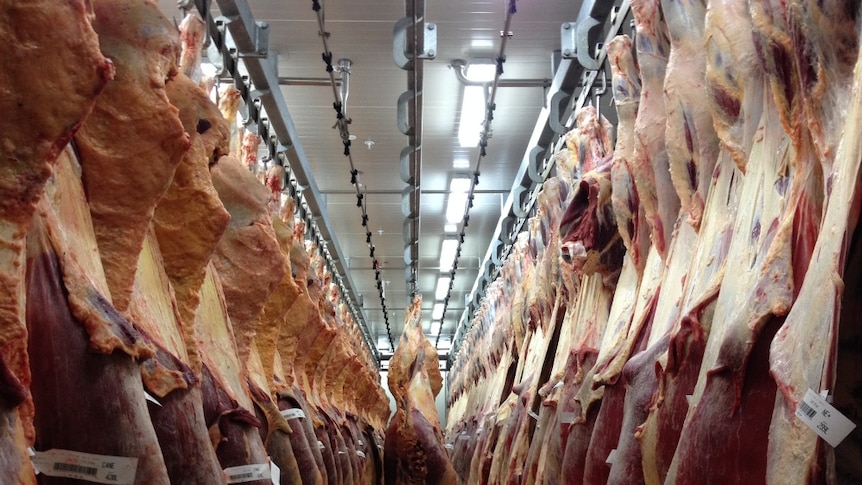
top-left (357, 440), bottom-right (364, 446)
top-left (317, 441), bottom-right (325, 450)
top-left (444, 444), bottom-right (454, 450)
top-left (477, 427), bottom-right (484, 434)
top-left (280, 408), bottom-right (306, 420)
top-left (224, 463), bottom-right (270, 483)
top-left (270, 461), bottom-right (281, 485)
top-left (144, 392), bottom-right (162, 407)
top-left (31, 449), bottom-right (138, 484)
top-left (796, 389), bottom-right (856, 447)
top-left (605, 449), bottom-right (618, 465)
top-left (357, 451), bottom-right (366, 458)
top-left (459, 434), bottom-right (470, 441)
top-left (528, 410), bottom-right (539, 420)
top-left (560, 412), bottom-right (576, 424)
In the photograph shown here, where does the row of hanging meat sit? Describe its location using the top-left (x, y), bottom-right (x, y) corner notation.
top-left (444, 0), bottom-right (862, 483)
top-left (0, 1), bottom-right (389, 483)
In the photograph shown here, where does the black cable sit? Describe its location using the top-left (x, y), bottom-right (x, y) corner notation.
top-left (311, 0), bottom-right (393, 352)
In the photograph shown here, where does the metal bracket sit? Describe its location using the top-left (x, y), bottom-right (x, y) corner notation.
top-left (397, 90), bottom-right (416, 136)
top-left (560, 17), bottom-right (601, 70)
top-left (549, 89), bottom-right (571, 135)
top-left (401, 186), bottom-right (419, 218)
top-left (236, 20), bottom-right (269, 58)
top-left (527, 145), bottom-right (547, 182)
top-left (393, 17), bottom-right (437, 69)
top-left (399, 145), bottom-right (417, 184)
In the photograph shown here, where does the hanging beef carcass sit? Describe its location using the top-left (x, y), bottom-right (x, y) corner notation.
top-left (0, 0), bottom-right (113, 479)
top-left (385, 297), bottom-right (456, 485)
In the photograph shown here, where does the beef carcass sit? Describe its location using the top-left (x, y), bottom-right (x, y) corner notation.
top-left (75, 0), bottom-right (190, 313)
top-left (767, 14), bottom-right (862, 482)
top-left (157, 72), bottom-right (231, 344)
top-left (178, 11), bottom-right (206, 81)
top-left (0, 0), bottom-right (113, 478)
top-left (130, 231), bottom-right (226, 484)
top-left (606, 35), bottom-right (650, 274)
top-left (385, 297), bottom-right (456, 485)
top-left (26, 150), bottom-right (171, 484)
top-left (662, 0), bottom-right (720, 229)
top-left (195, 262), bottom-right (271, 482)
top-left (211, 155), bottom-right (287, 372)
top-left (630, 0), bottom-right (679, 257)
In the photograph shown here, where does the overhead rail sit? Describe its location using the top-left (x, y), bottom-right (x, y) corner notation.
top-left (194, 0), bottom-right (381, 365)
top-left (394, 0), bottom-right (435, 306)
top-left (448, 0), bottom-right (632, 366)
top-left (433, 0), bottom-right (518, 348)
top-left (309, 0), bottom-right (395, 351)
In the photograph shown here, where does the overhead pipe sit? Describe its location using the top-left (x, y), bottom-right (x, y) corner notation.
top-left (450, 58), bottom-right (550, 88)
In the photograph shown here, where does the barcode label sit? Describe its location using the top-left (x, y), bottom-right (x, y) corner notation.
top-left (54, 462), bottom-right (97, 476)
top-left (30, 449), bottom-right (138, 484)
top-left (224, 463), bottom-right (270, 483)
top-left (795, 389), bottom-right (856, 447)
top-left (280, 408), bottom-right (306, 420)
top-left (799, 401), bottom-right (817, 419)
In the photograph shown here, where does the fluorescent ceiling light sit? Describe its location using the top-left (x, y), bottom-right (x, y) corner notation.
top-left (435, 277), bottom-right (451, 301)
top-left (432, 303), bottom-right (445, 321)
top-left (466, 62), bottom-right (497, 82)
top-left (437, 338), bottom-right (451, 350)
top-left (444, 223), bottom-right (458, 233)
top-left (439, 237), bottom-right (459, 272)
top-left (453, 157), bottom-right (470, 169)
top-left (431, 320), bottom-right (442, 335)
top-left (458, 85), bottom-right (485, 147)
top-left (446, 177), bottom-right (472, 224)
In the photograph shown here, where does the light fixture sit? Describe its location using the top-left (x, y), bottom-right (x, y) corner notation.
top-left (446, 176), bottom-right (472, 224)
top-left (456, 62), bottom-right (496, 147)
top-left (435, 277), bottom-right (451, 300)
top-left (432, 303), bottom-right (445, 320)
top-left (453, 157), bottom-right (470, 169)
top-left (431, 320), bottom-right (442, 335)
top-left (439, 237), bottom-right (459, 272)
top-left (444, 223), bottom-right (458, 233)
top-left (458, 85), bottom-right (485, 147)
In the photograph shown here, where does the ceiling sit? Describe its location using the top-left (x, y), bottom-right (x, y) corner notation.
top-left (155, 0), bottom-right (623, 361)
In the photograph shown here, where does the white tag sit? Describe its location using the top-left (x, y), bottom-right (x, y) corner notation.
top-left (338, 451), bottom-right (346, 455)
top-left (560, 412), bottom-right (576, 424)
top-left (528, 410), bottom-right (539, 420)
top-left (459, 434), bottom-right (469, 441)
top-left (795, 389), bottom-right (856, 447)
top-left (357, 440), bottom-right (364, 446)
top-left (444, 444), bottom-right (454, 450)
top-left (144, 392), bottom-right (162, 407)
top-left (31, 449), bottom-right (138, 484)
top-left (605, 449), bottom-right (618, 465)
top-left (553, 380), bottom-right (563, 389)
top-left (357, 451), bottom-right (366, 459)
top-left (477, 427), bottom-right (484, 433)
top-left (280, 408), bottom-right (305, 421)
top-left (270, 460), bottom-right (281, 485)
top-left (317, 441), bottom-right (325, 450)
top-left (223, 463), bottom-right (271, 483)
